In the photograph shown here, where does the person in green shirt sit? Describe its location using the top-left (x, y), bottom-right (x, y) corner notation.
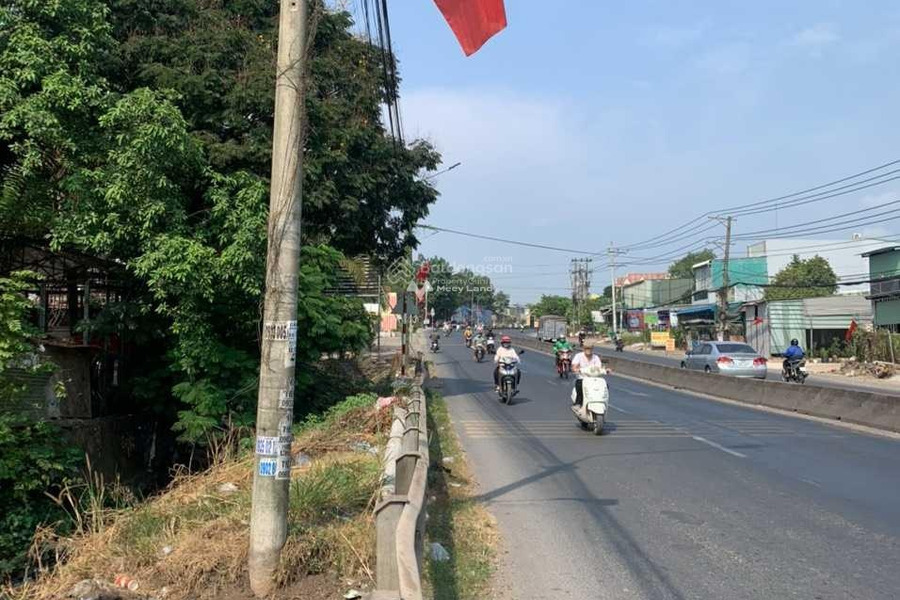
top-left (553, 336), bottom-right (573, 370)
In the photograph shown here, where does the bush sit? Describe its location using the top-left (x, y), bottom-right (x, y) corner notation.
top-left (0, 415), bottom-right (82, 578)
top-left (0, 272), bottom-right (83, 578)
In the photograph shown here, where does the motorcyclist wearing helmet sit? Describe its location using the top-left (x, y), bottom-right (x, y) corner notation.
top-left (783, 338), bottom-right (805, 371)
top-left (493, 335), bottom-right (522, 390)
top-left (553, 336), bottom-right (574, 368)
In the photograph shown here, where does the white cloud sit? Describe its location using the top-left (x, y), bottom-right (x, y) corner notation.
top-left (790, 23), bottom-right (839, 56)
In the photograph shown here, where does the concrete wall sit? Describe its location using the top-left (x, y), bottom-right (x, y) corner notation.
top-left (511, 334), bottom-right (900, 433)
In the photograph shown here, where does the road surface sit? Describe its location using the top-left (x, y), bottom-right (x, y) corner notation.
top-left (503, 329), bottom-right (900, 397)
top-left (431, 333), bottom-right (900, 600)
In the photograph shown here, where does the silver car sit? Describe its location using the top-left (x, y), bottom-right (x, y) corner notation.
top-left (680, 342), bottom-right (767, 379)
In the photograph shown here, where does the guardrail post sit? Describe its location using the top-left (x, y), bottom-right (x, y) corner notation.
top-left (374, 497), bottom-right (406, 591)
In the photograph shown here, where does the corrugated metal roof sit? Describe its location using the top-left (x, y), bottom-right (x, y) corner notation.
top-left (802, 295), bottom-right (872, 317)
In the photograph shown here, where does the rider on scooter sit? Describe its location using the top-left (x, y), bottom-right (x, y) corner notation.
top-left (571, 341), bottom-right (603, 406)
top-left (493, 335), bottom-right (521, 391)
top-left (553, 336), bottom-right (574, 369)
top-left (783, 339), bottom-right (805, 373)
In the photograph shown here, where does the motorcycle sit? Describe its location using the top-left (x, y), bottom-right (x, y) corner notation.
top-left (614, 337), bottom-right (624, 352)
top-left (497, 356), bottom-right (522, 404)
top-left (556, 349), bottom-right (572, 379)
top-left (464, 334), bottom-right (473, 348)
top-left (430, 338), bottom-right (440, 353)
top-left (782, 359), bottom-right (808, 384)
top-left (474, 340), bottom-right (486, 362)
top-left (486, 336), bottom-right (496, 354)
top-left (571, 366), bottom-right (610, 435)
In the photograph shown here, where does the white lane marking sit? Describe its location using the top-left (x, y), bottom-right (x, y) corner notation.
top-left (610, 404), bottom-right (635, 415)
top-left (800, 478), bottom-right (822, 488)
top-left (620, 389), bottom-right (650, 397)
top-left (691, 435), bottom-right (747, 458)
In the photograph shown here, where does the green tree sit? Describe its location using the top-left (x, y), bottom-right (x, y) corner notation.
top-left (668, 249), bottom-right (715, 279)
top-left (530, 295), bottom-right (572, 318)
top-left (0, 1), bottom-right (417, 441)
top-left (104, 0), bottom-right (440, 263)
top-left (765, 254), bottom-right (838, 301)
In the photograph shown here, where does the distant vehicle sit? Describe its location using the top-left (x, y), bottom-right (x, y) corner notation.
top-left (537, 315), bottom-right (567, 342)
top-left (782, 359), bottom-right (809, 384)
top-left (680, 342), bottom-right (767, 379)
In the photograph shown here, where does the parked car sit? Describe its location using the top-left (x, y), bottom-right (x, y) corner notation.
top-left (680, 342), bottom-right (767, 378)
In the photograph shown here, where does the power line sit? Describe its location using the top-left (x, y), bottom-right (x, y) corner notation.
top-left (732, 198), bottom-right (900, 239)
top-left (621, 158), bottom-right (900, 251)
top-left (417, 224), bottom-right (603, 255)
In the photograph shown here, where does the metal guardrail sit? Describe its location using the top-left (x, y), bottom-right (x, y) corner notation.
top-left (369, 342), bottom-right (428, 600)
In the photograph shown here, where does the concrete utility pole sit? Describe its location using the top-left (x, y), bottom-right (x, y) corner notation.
top-left (570, 258), bottom-right (594, 328)
top-left (249, 0), bottom-right (307, 596)
top-left (608, 245), bottom-right (626, 335)
top-left (711, 216), bottom-right (733, 341)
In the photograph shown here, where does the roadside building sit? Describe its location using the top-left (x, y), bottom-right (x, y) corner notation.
top-left (863, 245), bottom-right (900, 330)
top-left (676, 257), bottom-right (768, 341)
top-left (742, 296), bottom-right (872, 356)
top-left (620, 277), bottom-right (693, 310)
top-left (748, 237), bottom-right (888, 295)
top-left (615, 272), bottom-right (668, 288)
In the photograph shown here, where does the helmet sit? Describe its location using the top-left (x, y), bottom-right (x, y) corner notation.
top-left (790, 338), bottom-right (799, 346)
top-left (500, 335), bottom-right (512, 346)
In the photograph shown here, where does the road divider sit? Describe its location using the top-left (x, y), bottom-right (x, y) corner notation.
top-left (370, 337), bottom-right (428, 600)
top-left (508, 335), bottom-right (900, 433)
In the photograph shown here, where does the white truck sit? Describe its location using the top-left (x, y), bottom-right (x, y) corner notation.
top-left (537, 315), bottom-right (567, 342)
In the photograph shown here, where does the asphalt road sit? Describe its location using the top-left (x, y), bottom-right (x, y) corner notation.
top-left (430, 333), bottom-right (900, 600)
top-left (502, 329), bottom-right (900, 397)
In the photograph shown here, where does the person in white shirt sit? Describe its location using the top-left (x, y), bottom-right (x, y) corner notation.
top-left (571, 342), bottom-right (603, 406)
top-left (493, 335), bottom-right (521, 391)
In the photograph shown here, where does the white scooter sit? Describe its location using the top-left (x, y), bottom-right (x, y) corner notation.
top-left (570, 365), bottom-right (610, 436)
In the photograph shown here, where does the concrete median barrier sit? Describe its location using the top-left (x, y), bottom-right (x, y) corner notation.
top-left (508, 332), bottom-right (900, 433)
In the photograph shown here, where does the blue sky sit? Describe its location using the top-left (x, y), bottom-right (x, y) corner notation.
top-left (355, 1), bottom-right (900, 303)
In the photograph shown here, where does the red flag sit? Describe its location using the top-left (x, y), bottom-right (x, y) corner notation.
top-left (434, 0), bottom-right (507, 56)
top-left (415, 261), bottom-right (431, 283)
top-left (846, 319), bottom-right (858, 341)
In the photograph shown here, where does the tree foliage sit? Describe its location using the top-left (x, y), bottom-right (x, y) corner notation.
top-left (668, 249), bottom-right (715, 279)
top-left (0, 0), bottom-right (435, 441)
top-left (765, 254), bottom-right (838, 301)
top-left (529, 295), bottom-right (572, 319)
top-left (416, 256), bottom-right (506, 321)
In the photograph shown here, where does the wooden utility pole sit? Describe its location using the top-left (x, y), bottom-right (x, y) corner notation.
top-left (249, 0), bottom-right (307, 596)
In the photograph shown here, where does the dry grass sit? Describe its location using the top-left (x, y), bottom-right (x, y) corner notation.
top-left (5, 395), bottom-right (392, 600)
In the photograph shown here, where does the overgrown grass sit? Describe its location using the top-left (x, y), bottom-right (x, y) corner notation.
top-left (423, 389), bottom-right (498, 600)
top-left (5, 388), bottom-right (392, 600)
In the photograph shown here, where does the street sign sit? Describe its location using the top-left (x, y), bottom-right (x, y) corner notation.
top-left (430, 307), bottom-right (435, 316)
top-left (406, 281), bottom-right (418, 293)
top-left (390, 292), bottom-right (418, 316)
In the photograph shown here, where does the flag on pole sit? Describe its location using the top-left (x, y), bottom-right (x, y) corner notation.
top-left (433, 0), bottom-right (507, 56)
top-left (846, 319), bottom-right (858, 341)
